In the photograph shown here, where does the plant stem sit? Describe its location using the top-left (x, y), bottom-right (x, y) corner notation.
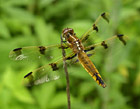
top-left (60, 35), bottom-right (71, 109)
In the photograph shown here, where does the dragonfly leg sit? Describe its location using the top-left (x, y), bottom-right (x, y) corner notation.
top-left (117, 34), bottom-right (127, 45)
top-left (66, 54), bottom-right (77, 60)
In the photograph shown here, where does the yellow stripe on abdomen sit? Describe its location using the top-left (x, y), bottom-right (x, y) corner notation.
top-left (78, 51), bottom-right (106, 88)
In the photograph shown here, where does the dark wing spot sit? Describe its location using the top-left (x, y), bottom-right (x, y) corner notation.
top-left (101, 12), bottom-right (105, 16)
top-left (24, 72), bottom-right (34, 86)
top-left (13, 48), bottom-right (22, 55)
top-left (49, 63), bottom-right (59, 71)
top-left (24, 72), bottom-right (33, 78)
top-left (81, 34), bottom-right (90, 42)
top-left (101, 12), bottom-right (109, 23)
top-left (93, 24), bottom-right (98, 32)
top-left (84, 34), bottom-right (90, 41)
top-left (13, 48), bottom-right (22, 51)
top-left (101, 41), bottom-right (108, 49)
top-left (117, 34), bottom-right (126, 45)
top-left (66, 54), bottom-right (77, 60)
top-left (39, 46), bottom-right (46, 55)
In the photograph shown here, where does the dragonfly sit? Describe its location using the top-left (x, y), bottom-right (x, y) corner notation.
top-left (9, 13), bottom-right (127, 88)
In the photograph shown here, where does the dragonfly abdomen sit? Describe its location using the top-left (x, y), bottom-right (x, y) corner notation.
top-left (78, 51), bottom-right (106, 88)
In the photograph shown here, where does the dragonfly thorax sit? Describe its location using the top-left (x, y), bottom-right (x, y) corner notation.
top-left (62, 28), bottom-right (84, 53)
top-left (71, 39), bottom-right (84, 53)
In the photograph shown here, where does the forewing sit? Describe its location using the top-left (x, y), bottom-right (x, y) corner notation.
top-left (9, 44), bottom-right (69, 62)
top-left (84, 35), bottom-right (128, 54)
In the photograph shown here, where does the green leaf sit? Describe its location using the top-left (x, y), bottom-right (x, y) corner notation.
top-left (34, 17), bottom-right (59, 45)
top-left (32, 82), bottom-right (56, 109)
top-left (49, 92), bottom-right (67, 108)
top-left (3, 67), bottom-right (34, 104)
top-left (0, 19), bottom-right (10, 38)
top-left (79, 82), bottom-right (95, 97)
top-left (3, 7), bottom-right (35, 24)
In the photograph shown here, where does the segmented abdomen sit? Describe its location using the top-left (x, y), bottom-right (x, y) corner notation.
top-left (78, 51), bottom-right (106, 88)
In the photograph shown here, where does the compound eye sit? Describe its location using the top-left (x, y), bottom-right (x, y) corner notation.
top-left (69, 29), bottom-right (74, 35)
top-left (62, 28), bottom-right (74, 39)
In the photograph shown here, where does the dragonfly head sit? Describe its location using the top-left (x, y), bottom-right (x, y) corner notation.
top-left (62, 28), bottom-right (74, 40)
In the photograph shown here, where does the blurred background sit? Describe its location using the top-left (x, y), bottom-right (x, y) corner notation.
top-left (0, 0), bottom-right (140, 109)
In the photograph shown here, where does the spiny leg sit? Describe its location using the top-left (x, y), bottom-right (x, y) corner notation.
top-left (80, 12), bottom-right (110, 42)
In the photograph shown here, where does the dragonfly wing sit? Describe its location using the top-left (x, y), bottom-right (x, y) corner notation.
top-left (23, 59), bottom-right (63, 86)
top-left (9, 44), bottom-right (69, 62)
top-left (80, 12), bottom-right (109, 42)
top-left (84, 34), bottom-right (128, 53)
top-left (23, 52), bottom-right (77, 86)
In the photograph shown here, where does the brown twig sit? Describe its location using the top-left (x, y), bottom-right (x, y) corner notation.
top-left (60, 35), bottom-right (71, 109)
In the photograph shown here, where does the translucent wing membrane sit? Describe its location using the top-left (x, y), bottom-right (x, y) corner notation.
top-left (80, 12), bottom-right (110, 42)
top-left (23, 59), bottom-right (63, 86)
top-left (84, 34), bottom-right (128, 53)
top-left (23, 53), bottom-right (77, 86)
top-left (9, 44), bottom-right (69, 62)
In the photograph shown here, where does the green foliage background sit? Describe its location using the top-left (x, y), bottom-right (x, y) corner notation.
top-left (0, 0), bottom-right (140, 109)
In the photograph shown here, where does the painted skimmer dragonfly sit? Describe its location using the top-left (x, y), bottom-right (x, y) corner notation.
top-left (9, 13), bottom-right (127, 88)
